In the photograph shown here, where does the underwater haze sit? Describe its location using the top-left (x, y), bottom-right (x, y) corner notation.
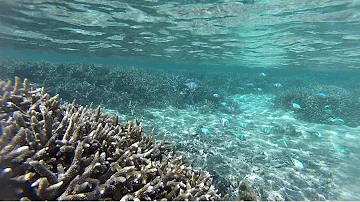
top-left (1, 0), bottom-right (360, 201)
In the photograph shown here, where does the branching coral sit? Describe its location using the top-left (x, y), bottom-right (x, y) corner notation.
top-left (0, 77), bottom-right (220, 200)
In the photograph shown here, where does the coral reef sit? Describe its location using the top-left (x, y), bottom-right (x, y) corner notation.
top-left (273, 84), bottom-right (360, 127)
top-left (0, 77), bottom-right (220, 200)
top-left (0, 59), bottom-right (251, 115)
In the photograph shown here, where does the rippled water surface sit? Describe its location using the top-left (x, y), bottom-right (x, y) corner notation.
top-left (1, 0), bottom-right (360, 69)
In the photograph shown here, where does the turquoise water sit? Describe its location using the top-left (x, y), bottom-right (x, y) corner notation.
top-left (1, 0), bottom-right (360, 201)
top-left (1, 0), bottom-right (360, 70)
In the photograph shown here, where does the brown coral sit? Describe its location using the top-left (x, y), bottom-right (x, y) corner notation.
top-left (0, 77), bottom-right (220, 201)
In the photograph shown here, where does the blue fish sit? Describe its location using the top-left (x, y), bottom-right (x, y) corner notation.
top-left (199, 127), bottom-right (210, 135)
top-left (259, 72), bottom-right (267, 76)
top-left (234, 97), bottom-right (246, 102)
top-left (334, 147), bottom-right (349, 154)
top-left (273, 83), bottom-right (282, 87)
top-left (255, 87), bottom-right (262, 91)
top-left (233, 133), bottom-right (246, 141)
top-left (187, 104), bottom-right (197, 110)
top-left (219, 117), bottom-right (230, 126)
top-left (306, 130), bottom-right (322, 138)
top-left (259, 126), bottom-right (272, 134)
top-left (238, 121), bottom-right (248, 128)
top-left (292, 103), bottom-right (301, 109)
top-left (275, 140), bottom-right (288, 148)
top-left (220, 101), bottom-right (227, 106)
top-left (245, 82), bottom-right (254, 87)
top-left (316, 92), bottom-right (328, 97)
top-left (329, 118), bottom-right (345, 125)
top-left (184, 82), bottom-right (198, 90)
top-left (213, 93), bottom-right (220, 98)
top-left (291, 158), bottom-right (304, 169)
top-left (226, 106), bottom-right (236, 112)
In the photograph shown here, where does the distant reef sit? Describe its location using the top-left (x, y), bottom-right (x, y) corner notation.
top-left (1, 58), bottom-right (358, 127)
top-left (273, 84), bottom-right (360, 127)
top-left (0, 59), bottom-right (243, 115)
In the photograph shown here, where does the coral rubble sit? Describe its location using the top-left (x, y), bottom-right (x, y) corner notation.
top-left (0, 77), bottom-right (220, 200)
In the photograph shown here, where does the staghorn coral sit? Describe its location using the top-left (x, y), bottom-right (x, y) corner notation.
top-left (0, 77), bottom-right (220, 201)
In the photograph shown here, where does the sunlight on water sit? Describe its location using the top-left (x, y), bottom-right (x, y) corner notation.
top-left (0, 0), bottom-right (359, 69)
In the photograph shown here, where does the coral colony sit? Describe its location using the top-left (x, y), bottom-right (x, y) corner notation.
top-left (0, 77), bottom-right (221, 200)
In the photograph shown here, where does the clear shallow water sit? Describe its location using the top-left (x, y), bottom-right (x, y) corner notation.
top-left (0, 0), bottom-right (360, 201)
top-left (0, 0), bottom-right (360, 69)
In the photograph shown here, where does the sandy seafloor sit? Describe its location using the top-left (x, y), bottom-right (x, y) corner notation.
top-left (104, 93), bottom-right (360, 201)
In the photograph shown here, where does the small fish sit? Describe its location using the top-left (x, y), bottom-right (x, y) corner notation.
top-left (260, 72), bottom-right (267, 76)
top-left (187, 104), bottom-right (197, 110)
top-left (291, 158), bottom-right (304, 169)
top-left (270, 162), bottom-right (288, 168)
top-left (233, 133), bottom-right (246, 141)
top-left (334, 147), bottom-right (349, 154)
top-left (220, 101), bottom-right (227, 106)
top-left (238, 121), bottom-right (248, 128)
top-left (234, 97), bottom-right (246, 102)
top-left (245, 82), bottom-right (254, 87)
top-left (236, 86), bottom-right (245, 90)
top-left (318, 194), bottom-right (326, 201)
top-left (219, 117), bottom-right (230, 126)
top-left (329, 118), bottom-right (345, 125)
top-left (306, 130), bottom-right (322, 138)
top-left (259, 126), bottom-right (272, 134)
top-left (255, 87), bottom-right (262, 91)
top-left (276, 140), bottom-right (288, 148)
top-left (226, 106), bottom-right (236, 112)
top-left (2, 167), bottom-right (11, 175)
top-left (199, 127), bottom-right (210, 135)
top-left (213, 93), bottom-right (220, 98)
top-left (271, 125), bottom-right (285, 134)
top-left (292, 103), bottom-right (301, 109)
top-left (273, 83), bottom-right (282, 87)
top-left (184, 82), bottom-right (198, 90)
top-left (316, 92), bottom-right (328, 97)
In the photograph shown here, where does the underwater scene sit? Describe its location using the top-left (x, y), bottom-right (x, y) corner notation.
top-left (0, 0), bottom-right (360, 201)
